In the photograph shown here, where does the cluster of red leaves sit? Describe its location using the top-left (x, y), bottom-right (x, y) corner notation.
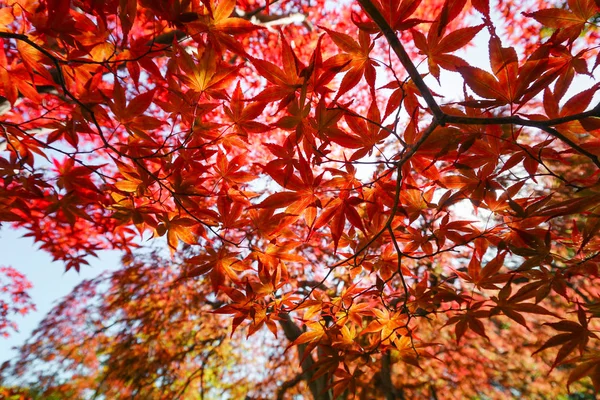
top-left (0, 266), bottom-right (33, 337)
top-left (1, 0), bottom-right (600, 398)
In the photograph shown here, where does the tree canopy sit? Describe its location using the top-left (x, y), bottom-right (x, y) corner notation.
top-left (1, 0), bottom-right (600, 398)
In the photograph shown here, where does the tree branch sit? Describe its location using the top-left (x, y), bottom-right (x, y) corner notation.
top-left (356, 0), bottom-right (445, 122)
top-left (276, 372), bottom-right (305, 400)
top-left (444, 110), bottom-right (600, 168)
top-left (278, 313), bottom-right (328, 400)
top-left (380, 351), bottom-right (402, 400)
top-left (354, 0), bottom-right (600, 168)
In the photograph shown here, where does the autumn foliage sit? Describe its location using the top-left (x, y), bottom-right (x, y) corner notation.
top-left (0, 266), bottom-right (33, 338)
top-left (1, 0), bottom-right (600, 398)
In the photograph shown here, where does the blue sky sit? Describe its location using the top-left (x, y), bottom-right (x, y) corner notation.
top-left (0, 227), bottom-right (122, 365)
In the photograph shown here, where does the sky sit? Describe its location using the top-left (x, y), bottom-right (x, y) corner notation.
top-left (0, 227), bottom-right (122, 365)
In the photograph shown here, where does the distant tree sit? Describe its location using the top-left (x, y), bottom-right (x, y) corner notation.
top-left (0, 266), bottom-right (33, 337)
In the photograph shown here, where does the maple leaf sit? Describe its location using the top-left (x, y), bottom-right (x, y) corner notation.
top-left (155, 215), bottom-right (200, 249)
top-left (313, 190), bottom-right (366, 252)
top-left (113, 160), bottom-right (151, 194)
top-left (457, 65), bottom-right (511, 105)
top-left (247, 207), bottom-right (296, 239)
top-left (0, 8), bottom-right (15, 33)
top-left (192, 0), bottom-right (262, 54)
top-left (453, 251), bottom-right (508, 289)
top-left (524, 0), bottom-right (598, 43)
top-left (327, 101), bottom-right (390, 160)
top-left (392, 335), bottom-right (436, 369)
top-left (412, 23), bottom-right (483, 80)
top-left (30, 0), bottom-right (79, 36)
top-left (322, 27), bottom-right (377, 98)
top-left (490, 279), bottom-right (559, 329)
top-left (292, 321), bottom-right (327, 347)
top-left (254, 155), bottom-right (324, 228)
top-left (329, 367), bottom-right (356, 399)
top-left (533, 306), bottom-right (598, 369)
top-left (223, 82), bottom-right (269, 139)
top-left (184, 247), bottom-right (243, 291)
top-left (250, 33), bottom-right (315, 110)
top-left (109, 192), bottom-right (161, 229)
top-left (362, 308), bottom-right (408, 347)
top-left (212, 151), bottom-right (255, 188)
top-left (445, 302), bottom-right (491, 344)
top-left (335, 301), bottom-right (372, 327)
top-left (381, 75), bottom-right (435, 118)
top-left (54, 157), bottom-right (100, 195)
top-left (436, 0), bottom-right (469, 33)
top-left (289, 320), bottom-right (330, 363)
top-left (116, 87), bottom-right (153, 122)
top-left (176, 42), bottom-right (239, 100)
top-left (567, 352), bottom-right (600, 393)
